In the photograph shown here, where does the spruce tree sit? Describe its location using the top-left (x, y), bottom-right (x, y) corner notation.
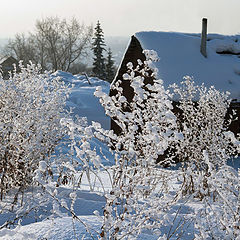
top-left (105, 48), bottom-right (116, 83)
top-left (92, 21), bottom-right (106, 80)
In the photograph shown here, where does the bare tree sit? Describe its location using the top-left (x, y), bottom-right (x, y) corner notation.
top-left (35, 17), bottom-right (93, 71)
top-left (2, 33), bottom-right (37, 65)
top-left (2, 17), bottom-right (93, 72)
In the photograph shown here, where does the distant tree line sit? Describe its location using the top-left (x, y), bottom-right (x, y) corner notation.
top-left (1, 18), bottom-right (116, 82)
top-left (2, 17), bottom-right (93, 72)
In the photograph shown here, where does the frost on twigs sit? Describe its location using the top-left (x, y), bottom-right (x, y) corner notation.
top-left (92, 50), bottom-right (183, 238)
top-left (169, 76), bottom-right (240, 239)
top-left (95, 50), bottom-right (179, 167)
top-left (0, 62), bottom-right (70, 199)
top-left (170, 76), bottom-right (239, 196)
top-left (171, 76), bottom-right (238, 173)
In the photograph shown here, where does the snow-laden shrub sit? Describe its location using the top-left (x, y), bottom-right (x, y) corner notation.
top-left (170, 77), bottom-right (240, 239)
top-left (61, 51), bottom-right (183, 239)
top-left (194, 166), bottom-right (240, 239)
top-left (170, 76), bottom-right (240, 198)
top-left (0, 62), bottom-right (70, 199)
top-left (95, 52), bottom-right (180, 167)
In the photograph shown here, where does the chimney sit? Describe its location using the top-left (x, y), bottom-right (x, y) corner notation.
top-left (200, 18), bottom-right (207, 58)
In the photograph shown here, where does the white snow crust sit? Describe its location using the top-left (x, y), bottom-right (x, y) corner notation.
top-left (52, 71), bottom-right (110, 129)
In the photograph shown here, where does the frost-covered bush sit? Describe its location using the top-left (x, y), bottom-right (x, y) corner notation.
top-left (0, 62), bottom-right (70, 199)
top-left (168, 77), bottom-right (240, 239)
top-left (170, 76), bottom-right (240, 198)
top-left (194, 166), bottom-right (240, 239)
top-left (60, 51), bottom-right (182, 239)
top-left (84, 51), bottom-right (181, 238)
top-left (95, 50), bottom-right (179, 167)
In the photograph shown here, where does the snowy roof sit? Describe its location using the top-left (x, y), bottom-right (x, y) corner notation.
top-left (134, 31), bottom-right (240, 101)
top-left (0, 56), bottom-right (17, 64)
top-left (0, 56), bottom-right (9, 65)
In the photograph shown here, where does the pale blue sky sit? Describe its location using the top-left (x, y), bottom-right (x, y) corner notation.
top-left (0, 0), bottom-right (239, 37)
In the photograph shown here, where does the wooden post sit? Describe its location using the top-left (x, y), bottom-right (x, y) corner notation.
top-left (83, 72), bottom-right (91, 85)
top-left (200, 18), bottom-right (207, 58)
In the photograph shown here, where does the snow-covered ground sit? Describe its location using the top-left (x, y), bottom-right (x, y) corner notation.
top-left (51, 71), bottom-right (111, 130)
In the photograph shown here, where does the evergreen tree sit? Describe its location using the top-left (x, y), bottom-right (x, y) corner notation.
top-left (105, 48), bottom-right (116, 83)
top-left (92, 21), bottom-right (106, 80)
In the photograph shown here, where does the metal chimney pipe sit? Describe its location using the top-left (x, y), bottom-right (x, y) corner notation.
top-left (200, 18), bottom-right (207, 58)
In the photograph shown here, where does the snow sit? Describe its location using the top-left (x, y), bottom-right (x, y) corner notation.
top-left (52, 70), bottom-right (110, 129)
top-left (135, 31), bottom-right (240, 101)
top-left (0, 215), bottom-right (164, 240)
top-left (0, 216), bottom-right (101, 240)
top-left (38, 161), bottom-right (47, 172)
top-left (51, 72), bottom-right (114, 167)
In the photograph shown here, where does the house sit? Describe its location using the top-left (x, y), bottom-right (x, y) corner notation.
top-left (110, 30), bottom-right (240, 135)
top-left (0, 56), bottom-right (18, 79)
